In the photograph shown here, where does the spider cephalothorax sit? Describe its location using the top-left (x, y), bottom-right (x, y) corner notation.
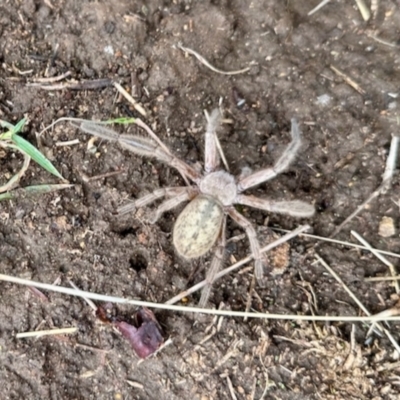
top-left (79, 110), bottom-right (314, 306)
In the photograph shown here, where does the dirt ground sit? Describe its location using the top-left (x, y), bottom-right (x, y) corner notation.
top-left (1, 0), bottom-right (400, 399)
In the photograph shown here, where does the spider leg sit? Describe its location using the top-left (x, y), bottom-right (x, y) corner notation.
top-left (228, 208), bottom-right (265, 285)
top-left (236, 194), bottom-right (315, 218)
top-left (198, 216), bottom-right (227, 307)
top-left (117, 187), bottom-right (193, 215)
top-left (79, 121), bottom-right (201, 184)
top-left (204, 109), bottom-right (222, 173)
top-left (148, 187), bottom-right (199, 223)
top-left (238, 119), bottom-right (302, 191)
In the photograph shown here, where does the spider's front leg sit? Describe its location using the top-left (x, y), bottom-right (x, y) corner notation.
top-left (204, 109), bottom-right (222, 174)
top-left (78, 121), bottom-right (201, 184)
top-left (237, 119), bottom-right (302, 191)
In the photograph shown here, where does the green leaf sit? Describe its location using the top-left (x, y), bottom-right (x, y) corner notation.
top-left (11, 118), bottom-right (27, 134)
top-left (0, 118), bottom-right (26, 139)
top-left (104, 117), bottom-right (136, 125)
top-left (0, 119), bottom-right (16, 131)
top-left (11, 134), bottom-right (65, 180)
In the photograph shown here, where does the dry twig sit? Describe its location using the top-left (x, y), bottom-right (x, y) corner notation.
top-left (31, 71), bottom-right (72, 83)
top-left (27, 78), bottom-right (112, 91)
top-left (166, 225), bottom-right (310, 304)
top-left (16, 327), bottom-right (78, 339)
top-left (314, 254), bottom-right (400, 355)
top-left (366, 33), bottom-right (400, 48)
top-left (351, 230), bottom-right (400, 293)
top-left (273, 227), bottom-right (400, 259)
top-left (178, 44), bottom-right (251, 75)
top-left (331, 133), bottom-right (400, 237)
top-left (354, 0), bottom-right (371, 21)
top-left (330, 65), bottom-right (366, 95)
top-left (113, 81), bottom-right (147, 117)
top-left (308, 0), bottom-right (332, 16)
top-left (226, 376), bottom-right (238, 400)
top-left (2, 273), bottom-right (400, 322)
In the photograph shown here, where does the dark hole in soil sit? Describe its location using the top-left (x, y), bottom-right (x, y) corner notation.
top-left (129, 253), bottom-right (148, 272)
top-left (157, 212), bottom-right (175, 233)
top-left (317, 198), bottom-right (331, 212)
top-left (114, 227), bottom-right (137, 237)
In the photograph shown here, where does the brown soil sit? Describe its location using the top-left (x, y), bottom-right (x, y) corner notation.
top-left (1, 1), bottom-right (400, 399)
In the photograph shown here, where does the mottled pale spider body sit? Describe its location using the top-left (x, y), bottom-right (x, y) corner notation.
top-left (174, 170), bottom-right (236, 258)
top-left (79, 110), bottom-right (314, 306)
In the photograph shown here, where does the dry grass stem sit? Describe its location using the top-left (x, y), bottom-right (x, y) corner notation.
top-left (366, 34), bottom-right (399, 48)
top-left (126, 380), bottom-right (144, 389)
top-left (113, 82), bottom-right (147, 117)
top-left (354, 0), bottom-right (371, 21)
top-left (330, 65), bottom-right (366, 95)
top-left (273, 227), bottom-right (400, 259)
top-left (308, 0), bottom-right (332, 16)
top-left (351, 230), bottom-right (400, 293)
top-left (226, 376), bottom-right (238, 400)
top-left (55, 139), bottom-right (80, 147)
top-left (39, 117), bottom-right (90, 136)
top-left (16, 327), bottom-right (78, 339)
top-left (178, 44), bottom-right (251, 75)
top-left (314, 254), bottom-right (400, 355)
top-left (250, 378), bottom-right (257, 400)
top-left (371, 0), bottom-right (379, 18)
top-left (31, 71), bottom-right (72, 83)
top-left (331, 190), bottom-right (380, 237)
top-left (151, 337), bottom-right (173, 358)
top-left (260, 373), bottom-right (273, 399)
top-left (365, 276), bottom-right (400, 282)
top-left (314, 254), bottom-right (371, 315)
top-left (381, 134), bottom-right (400, 193)
top-left (81, 169), bottom-right (125, 183)
top-left (69, 280), bottom-right (98, 311)
top-left (3, 273), bottom-right (400, 322)
top-left (27, 78), bottom-right (112, 91)
top-left (166, 225), bottom-right (311, 304)
top-left (0, 153), bottom-right (30, 193)
top-left (331, 134), bottom-right (400, 237)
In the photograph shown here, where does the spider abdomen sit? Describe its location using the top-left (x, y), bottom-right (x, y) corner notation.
top-left (173, 195), bottom-right (224, 259)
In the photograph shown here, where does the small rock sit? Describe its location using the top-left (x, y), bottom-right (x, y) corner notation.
top-left (378, 216), bottom-right (395, 238)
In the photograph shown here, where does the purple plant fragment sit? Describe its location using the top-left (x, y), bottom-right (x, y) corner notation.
top-left (113, 307), bottom-right (164, 359)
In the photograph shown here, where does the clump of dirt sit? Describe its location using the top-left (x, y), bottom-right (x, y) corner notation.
top-left (1, 1), bottom-right (400, 399)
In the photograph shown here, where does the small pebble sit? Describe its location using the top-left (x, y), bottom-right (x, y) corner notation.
top-left (378, 216), bottom-right (395, 238)
top-left (316, 94), bottom-right (332, 106)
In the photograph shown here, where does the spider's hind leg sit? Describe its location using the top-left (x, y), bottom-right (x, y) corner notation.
top-left (236, 194), bottom-right (315, 218)
top-left (117, 187), bottom-right (194, 217)
top-left (228, 208), bottom-right (265, 286)
top-left (148, 187), bottom-right (199, 224)
top-left (198, 216), bottom-right (227, 307)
